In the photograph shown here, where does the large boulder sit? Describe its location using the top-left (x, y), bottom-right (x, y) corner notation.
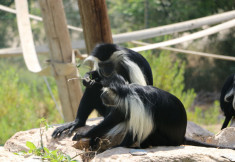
top-left (3, 118), bottom-right (104, 161)
top-left (207, 127), bottom-right (235, 148)
top-left (186, 121), bottom-right (213, 142)
top-left (0, 147), bottom-right (42, 162)
top-left (92, 146), bottom-right (235, 162)
top-left (230, 118), bottom-right (235, 127)
top-left (2, 117), bottom-right (235, 161)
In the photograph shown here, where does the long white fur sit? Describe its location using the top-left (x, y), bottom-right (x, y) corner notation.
top-left (83, 50), bottom-right (147, 86)
top-left (83, 55), bottom-right (100, 70)
top-left (124, 91), bottom-right (154, 143)
top-left (111, 50), bottom-right (147, 86)
top-left (104, 87), bottom-right (154, 144)
top-left (85, 49), bottom-right (152, 143)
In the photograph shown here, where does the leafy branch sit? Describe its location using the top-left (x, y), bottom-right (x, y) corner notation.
top-left (14, 118), bottom-right (79, 162)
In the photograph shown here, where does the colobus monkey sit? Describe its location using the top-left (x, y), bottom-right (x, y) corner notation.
top-left (52, 43), bottom-right (153, 138)
top-left (73, 74), bottom-right (235, 150)
top-left (220, 73), bottom-right (235, 129)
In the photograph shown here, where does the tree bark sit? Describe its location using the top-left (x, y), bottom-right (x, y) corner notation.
top-left (77, 0), bottom-right (113, 54)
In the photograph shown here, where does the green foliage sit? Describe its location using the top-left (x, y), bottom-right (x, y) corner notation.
top-left (16, 141), bottom-right (78, 162)
top-left (14, 119), bottom-right (78, 162)
top-left (107, 0), bottom-right (235, 33)
top-left (0, 63), bottom-right (63, 145)
top-left (189, 101), bottom-right (223, 125)
top-left (185, 28), bottom-right (235, 91)
top-left (142, 50), bottom-right (196, 110)
top-left (38, 117), bottom-right (52, 130)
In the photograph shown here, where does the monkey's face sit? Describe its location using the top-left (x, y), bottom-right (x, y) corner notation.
top-left (101, 87), bottom-right (119, 107)
top-left (82, 53), bottom-right (118, 77)
top-left (98, 61), bottom-right (115, 77)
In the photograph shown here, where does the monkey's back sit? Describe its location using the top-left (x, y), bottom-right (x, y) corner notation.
top-left (132, 85), bottom-right (187, 147)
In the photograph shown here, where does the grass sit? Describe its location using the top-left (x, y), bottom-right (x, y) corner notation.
top-left (189, 101), bottom-right (224, 133)
top-left (0, 60), bottom-right (63, 145)
top-left (0, 57), bottom-right (94, 145)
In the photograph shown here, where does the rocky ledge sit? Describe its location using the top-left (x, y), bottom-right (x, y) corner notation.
top-left (1, 117), bottom-right (235, 162)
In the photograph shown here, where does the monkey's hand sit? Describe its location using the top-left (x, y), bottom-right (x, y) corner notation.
top-left (52, 120), bottom-right (84, 138)
top-left (83, 71), bottom-right (102, 88)
top-left (82, 77), bottom-right (97, 88)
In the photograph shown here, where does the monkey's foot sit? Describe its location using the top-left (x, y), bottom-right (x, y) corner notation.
top-left (72, 133), bottom-right (85, 141)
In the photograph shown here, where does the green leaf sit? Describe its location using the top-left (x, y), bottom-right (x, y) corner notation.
top-left (37, 118), bottom-right (46, 124)
top-left (44, 147), bottom-right (50, 154)
top-left (51, 150), bottom-right (58, 156)
top-left (26, 141), bottom-right (36, 150)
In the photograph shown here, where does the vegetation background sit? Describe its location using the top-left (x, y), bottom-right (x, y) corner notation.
top-left (0, 0), bottom-right (235, 145)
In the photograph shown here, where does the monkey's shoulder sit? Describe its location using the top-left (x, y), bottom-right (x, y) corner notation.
top-left (129, 84), bottom-right (181, 101)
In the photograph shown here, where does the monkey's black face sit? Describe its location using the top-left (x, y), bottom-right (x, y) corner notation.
top-left (98, 61), bottom-right (115, 77)
top-left (101, 88), bottom-right (118, 107)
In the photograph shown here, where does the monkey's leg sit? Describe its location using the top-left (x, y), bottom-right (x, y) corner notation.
top-left (221, 115), bottom-right (232, 129)
top-left (72, 109), bottom-right (125, 141)
top-left (52, 86), bottom-right (105, 138)
top-left (118, 131), bottom-right (136, 148)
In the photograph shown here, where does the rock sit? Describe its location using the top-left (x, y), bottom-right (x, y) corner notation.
top-left (73, 120), bottom-right (213, 151)
top-left (206, 127), bottom-right (235, 147)
top-left (230, 118), bottom-right (235, 127)
top-left (186, 121), bottom-right (214, 142)
top-left (4, 126), bottom-right (83, 160)
top-left (3, 118), bottom-right (104, 162)
top-left (92, 146), bottom-right (235, 162)
top-left (3, 117), bottom-right (235, 162)
top-left (0, 147), bottom-right (41, 162)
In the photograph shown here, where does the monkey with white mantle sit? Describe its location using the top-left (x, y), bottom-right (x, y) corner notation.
top-left (220, 73), bottom-right (235, 129)
top-left (73, 73), bottom-right (235, 150)
top-left (52, 43), bottom-right (153, 138)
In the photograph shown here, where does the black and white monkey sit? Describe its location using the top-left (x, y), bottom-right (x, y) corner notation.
top-left (73, 74), bottom-right (235, 149)
top-left (52, 43), bottom-right (153, 138)
top-left (220, 73), bottom-right (235, 129)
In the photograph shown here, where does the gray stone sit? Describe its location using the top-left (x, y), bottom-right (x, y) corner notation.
top-left (207, 127), bottom-right (235, 147)
top-left (3, 118), bottom-right (235, 162)
top-left (186, 121), bottom-right (214, 142)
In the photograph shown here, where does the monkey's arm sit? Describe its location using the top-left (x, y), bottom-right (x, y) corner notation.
top-left (52, 82), bottom-right (105, 138)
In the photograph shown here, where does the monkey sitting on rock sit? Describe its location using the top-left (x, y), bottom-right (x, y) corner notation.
top-left (73, 73), bottom-right (235, 150)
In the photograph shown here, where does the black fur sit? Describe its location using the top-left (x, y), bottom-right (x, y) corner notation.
top-left (220, 73), bottom-right (235, 129)
top-left (73, 74), bottom-right (235, 150)
top-left (52, 43), bottom-right (153, 138)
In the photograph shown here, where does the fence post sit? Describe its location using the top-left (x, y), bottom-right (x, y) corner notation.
top-left (39, 0), bottom-right (83, 122)
top-left (77, 0), bottom-right (113, 54)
